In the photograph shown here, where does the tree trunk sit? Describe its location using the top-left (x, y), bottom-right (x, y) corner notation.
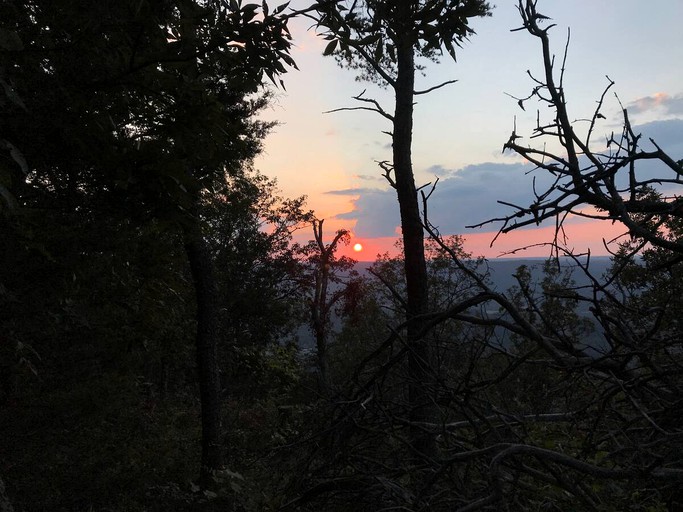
top-left (310, 220), bottom-right (348, 396)
top-left (393, 25), bottom-right (436, 455)
top-left (314, 322), bottom-right (330, 395)
top-left (184, 214), bottom-right (224, 484)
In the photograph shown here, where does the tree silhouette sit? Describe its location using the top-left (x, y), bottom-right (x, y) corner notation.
top-left (310, 0), bottom-right (492, 453)
top-left (306, 219), bottom-right (353, 394)
top-left (474, 0), bottom-right (683, 259)
top-left (1, 0), bottom-right (296, 485)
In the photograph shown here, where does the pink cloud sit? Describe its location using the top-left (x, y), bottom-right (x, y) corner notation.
top-left (627, 92), bottom-right (683, 115)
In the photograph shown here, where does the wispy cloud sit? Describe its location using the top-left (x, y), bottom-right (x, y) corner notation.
top-left (627, 92), bottom-right (683, 116)
top-left (423, 164), bottom-right (453, 177)
top-left (355, 174), bottom-right (383, 181)
top-left (334, 162), bottom-right (541, 237)
top-left (325, 187), bottom-right (379, 196)
top-left (332, 188), bottom-right (399, 237)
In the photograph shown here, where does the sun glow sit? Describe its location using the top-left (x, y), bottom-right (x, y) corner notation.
top-left (353, 243), bottom-right (363, 252)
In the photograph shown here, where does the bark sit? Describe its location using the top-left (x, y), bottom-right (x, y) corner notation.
top-left (393, 18), bottom-right (436, 454)
top-left (184, 215), bottom-right (224, 483)
top-left (314, 315), bottom-right (330, 394)
top-left (312, 259), bottom-right (330, 394)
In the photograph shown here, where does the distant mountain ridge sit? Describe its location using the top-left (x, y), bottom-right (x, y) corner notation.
top-left (295, 256), bottom-right (615, 351)
top-left (352, 256), bottom-right (613, 293)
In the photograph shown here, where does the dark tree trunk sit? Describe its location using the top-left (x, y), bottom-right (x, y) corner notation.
top-left (314, 254), bottom-right (331, 393)
top-left (184, 215), bottom-right (224, 483)
top-left (310, 219), bottom-right (346, 396)
top-left (314, 322), bottom-right (330, 395)
top-left (393, 25), bottom-right (436, 455)
top-left (175, 2), bottom-right (224, 482)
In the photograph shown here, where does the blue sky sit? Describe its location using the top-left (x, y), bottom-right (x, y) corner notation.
top-left (256, 0), bottom-right (683, 258)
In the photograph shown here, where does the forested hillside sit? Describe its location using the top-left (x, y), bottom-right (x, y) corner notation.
top-left (1, 1), bottom-right (681, 511)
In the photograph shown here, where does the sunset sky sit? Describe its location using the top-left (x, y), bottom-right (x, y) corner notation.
top-left (255, 0), bottom-right (683, 260)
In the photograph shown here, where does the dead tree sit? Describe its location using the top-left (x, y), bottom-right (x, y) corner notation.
top-left (472, 0), bottom-right (683, 259)
top-left (420, 0), bottom-right (683, 508)
top-left (309, 0), bottom-right (491, 454)
top-left (307, 219), bottom-right (352, 395)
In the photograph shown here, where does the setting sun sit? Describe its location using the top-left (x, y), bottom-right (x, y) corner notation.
top-left (353, 243), bottom-right (363, 252)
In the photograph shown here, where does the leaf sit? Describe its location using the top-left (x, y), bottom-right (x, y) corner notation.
top-left (444, 39), bottom-right (457, 61)
top-left (225, 468), bottom-right (245, 480)
top-left (323, 39), bottom-right (338, 56)
top-left (242, 6), bottom-right (257, 22)
top-left (273, 1), bottom-right (289, 15)
top-left (358, 33), bottom-right (381, 45)
top-left (374, 40), bottom-right (383, 61)
top-left (242, 3), bottom-right (259, 14)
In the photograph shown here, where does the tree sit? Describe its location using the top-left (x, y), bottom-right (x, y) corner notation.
top-left (301, 219), bottom-right (357, 394)
top-left (478, 1), bottom-right (683, 257)
top-left (280, 237), bottom-right (511, 510)
top-left (610, 188), bottom-right (683, 337)
top-left (209, 172), bottom-right (310, 346)
top-left (205, 170), bottom-right (312, 400)
top-left (348, 237), bottom-right (492, 412)
top-left (311, 0), bottom-right (492, 452)
top-left (437, 0), bottom-right (683, 508)
top-left (351, 236), bottom-right (484, 375)
top-left (1, 0), bottom-right (296, 485)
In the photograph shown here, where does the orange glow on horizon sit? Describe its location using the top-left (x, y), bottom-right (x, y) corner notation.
top-left (331, 219), bottom-right (630, 261)
top-left (290, 217), bottom-right (629, 261)
top-left (461, 220), bottom-right (629, 259)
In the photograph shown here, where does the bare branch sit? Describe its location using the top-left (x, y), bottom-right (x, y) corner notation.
top-left (324, 89), bottom-right (394, 122)
top-left (414, 79), bottom-right (459, 96)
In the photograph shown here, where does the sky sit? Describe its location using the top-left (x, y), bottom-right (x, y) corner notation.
top-left (255, 0), bottom-right (683, 260)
